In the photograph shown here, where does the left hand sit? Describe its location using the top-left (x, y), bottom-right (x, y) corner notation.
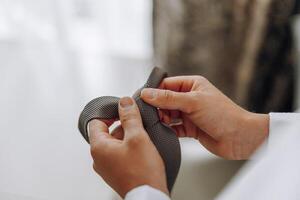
top-left (89, 97), bottom-right (169, 198)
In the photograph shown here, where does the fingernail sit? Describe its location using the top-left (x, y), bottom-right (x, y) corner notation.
top-left (120, 97), bottom-right (134, 109)
top-left (141, 89), bottom-right (156, 99)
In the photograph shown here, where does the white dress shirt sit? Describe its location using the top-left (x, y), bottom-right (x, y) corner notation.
top-left (125, 113), bottom-right (300, 200)
top-left (125, 185), bottom-right (170, 200)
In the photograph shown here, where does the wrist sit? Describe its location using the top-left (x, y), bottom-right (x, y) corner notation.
top-left (241, 112), bottom-right (270, 157)
top-left (247, 112), bottom-right (270, 139)
top-left (120, 177), bottom-right (169, 198)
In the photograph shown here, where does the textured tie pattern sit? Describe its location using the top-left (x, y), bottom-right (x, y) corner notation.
top-left (78, 67), bottom-right (181, 192)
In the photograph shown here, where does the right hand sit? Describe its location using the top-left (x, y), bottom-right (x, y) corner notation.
top-left (141, 76), bottom-right (269, 160)
top-left (89, 97), bottom-right (168, 198)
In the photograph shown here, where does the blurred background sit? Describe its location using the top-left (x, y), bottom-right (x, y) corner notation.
top-left (1, 0), bottom-right (299, 200)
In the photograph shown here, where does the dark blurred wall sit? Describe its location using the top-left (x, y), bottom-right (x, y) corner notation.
top-left (153, 0), bottom-right (299, 112)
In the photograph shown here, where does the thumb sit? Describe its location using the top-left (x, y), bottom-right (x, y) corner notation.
top-left (141, 88), bottom-right (193, 113)
top-left (118, 97), bottom-right (145, 141)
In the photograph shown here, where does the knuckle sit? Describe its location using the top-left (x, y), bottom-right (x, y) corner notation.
top-left (189, 91), bottom-right (202, 100)
top-left (121, 109), bottom-right (137, 119)
top-left (184, 93), bottom-right (201, 114)
top-left (121, 112), bottom-right (138, 125)
top-left (163, 90), bottom-right (174, 102)
top-left (183, 103), bottom-right (194, 114)
top-left (128, 133), bottom-right (145, 147)
top-left (196, 75), bottom-right (208, 84)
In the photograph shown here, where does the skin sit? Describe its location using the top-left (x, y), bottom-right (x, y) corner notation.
top-left (89, 76), bottom-right (270, 197)
top-left (89, 97), bottom-right (168, 198)
top-left (141, 76), bottom-right (270, 160)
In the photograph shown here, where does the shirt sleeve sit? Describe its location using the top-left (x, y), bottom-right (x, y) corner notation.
top-left (268, 113), bottom-right (300, 148)
top-left (124, 185), bottom-right (171, 200)
top-left (216, 112), bottom-right (300, 200)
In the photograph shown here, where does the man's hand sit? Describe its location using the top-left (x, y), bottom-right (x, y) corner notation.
top-left (89, 97), bottom-right (168, 198)
top-left (141, 76), bottom-right (269, 160)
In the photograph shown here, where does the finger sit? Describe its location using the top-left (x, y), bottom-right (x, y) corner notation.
top-left (158, 109), bottom-right (164, 121)
top-left (88, 119), bottom-right (114, 147)
top-left (170, 110), bottom-right (180, 119)
top-left (102, 119), bottom-right (118, 127)
top-left (169, 110), bottom-right (182, 125)
top-left (159, 76), bottom-right (198, 92)
top-left (171, 123), bottom-right (218, 154)
top-left (118, 97), bottom-right (144, 141)
top-left (141, 88), bottom-right (193, 113)
top-left (171, 125), bottom-right (187, 138)
top-left (159, 109), bottom-right (182, 126)
top-left (171, 115), bottom-right (204, 138)
top-left (181, 115), bottom-right (199, 138)
top-left (111, 125), bottom-right (124, 140)
top-left (160, 109), bottom-right (171, 124)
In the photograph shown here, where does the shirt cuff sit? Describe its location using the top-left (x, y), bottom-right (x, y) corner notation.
top-left (125, 185), bottom-right (171, 200)
top-left (269, 112), bottom-right (300, 148)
